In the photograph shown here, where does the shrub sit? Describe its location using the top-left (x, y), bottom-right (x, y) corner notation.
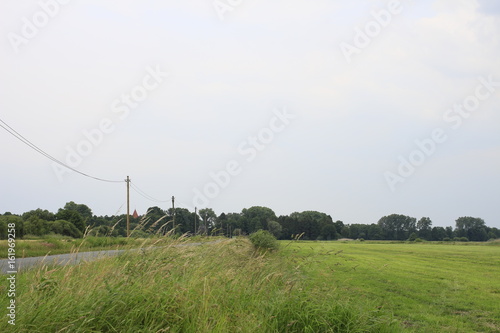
top-left (407, 232), bottom-right (418, 241)
top-left (249, 230), bottom-right (279, 251)
top-left (453, 237), bottom-right (469, 242)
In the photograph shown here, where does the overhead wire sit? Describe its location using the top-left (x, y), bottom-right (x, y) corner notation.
top-left (0, 117), bottom-right (123, 183)
top-left (130, 181), bottom-right (171, 203)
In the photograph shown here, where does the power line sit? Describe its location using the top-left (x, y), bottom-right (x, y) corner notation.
top-left (0, 117), bottom-right (123, 183)
top-left (130, 181), bottom-right (171, 203)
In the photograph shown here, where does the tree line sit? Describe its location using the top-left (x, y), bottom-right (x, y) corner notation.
top-left (1, 202), bottom-right (499, 242)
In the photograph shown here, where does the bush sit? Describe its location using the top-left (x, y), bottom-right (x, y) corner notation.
top-left (407, 232), bottom-right (418, 241)
top-left (453, 237), bottom-right (469, 242)
top-left (249, 230), bottom-right (279, 251)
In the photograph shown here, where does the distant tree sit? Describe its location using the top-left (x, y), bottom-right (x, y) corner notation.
top-left (47, 220), bottom-right (83, 238)
top-left (445, 226), bottom-right (454, 239)
top-left (377, 214), bottom-right (417, 240)
top-left (24, 216), bottom-right (49, 236)
top-left (367, 224), bottom-right (383, 240)
top-left (431, 226), bottom-right (447, 241)
top-left (22, 209), bottom-right (55, 222)
top-left (455, 217), bottom-right (487, 241)
top-left (64, 202), bottom-right (93, 221)
top-left (408, 232), bottom-right (418, 241)
top-left (340, 226), bottom-right (350, 238)
top-left (56, 209), bottom-right (85, 233)
top-left (224, 213), bottom-right (243, 237)
top-left (267, 221), bottom-right (283, 239)
top-left (241, 207), bottom-right (277, 234)
top-left (417, 217), bottom-right (432, 240)
top-left (320, 224), bottom-right (337, 240)
top-left (199, 208), bottom-right (217, 235)
top-left (0, 215), bottom-right (24, 239)
top-left (174, 208), bottom-right (195, 234)
top-left (334, 220), bottom-right (344, 235)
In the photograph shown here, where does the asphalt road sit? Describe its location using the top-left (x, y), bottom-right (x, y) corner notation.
top-left (0, 249), bottom-right (127, 274)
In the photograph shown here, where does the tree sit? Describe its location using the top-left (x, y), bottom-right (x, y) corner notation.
top-left (241, 206), bottom-right (277, 234)
top-left (56, 209), bottom-right (85, 233)
top-left (47, 220), bottom-right (83, 238)
top-left (0, 215), bottom-right (24, 239)
top-left (455, 217), bottom-right (486, 240)
top-left (288, 211), bottom-right (333, 240)
top-left (22, 209), bottom-right (55, 222)
top-left (24, 216), bottom-right (49, 236)
top-left (377, 214), bottom-right (417, 240)
top-left (199, 208), bottom-right (217, 235)
top-left (64, 202), bottom-right (93, 221)
top-left (267, 221), bottom-right (283, 239)
top-left (417, 217), bottom-right (432, 240)
top-left (431, 226), bottom-right (447, 241)
top-left (320, 224), bottom-right (337, 240)
top-left (334, 220), bottom-right (344, 235)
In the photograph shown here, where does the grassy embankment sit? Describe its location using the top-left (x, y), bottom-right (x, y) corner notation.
top-left (1, 237), bottom-right (398, 332)
top-left (1, 238), bottom-right (499, 332)
top-left (284, 240), bottom-right (500, 332)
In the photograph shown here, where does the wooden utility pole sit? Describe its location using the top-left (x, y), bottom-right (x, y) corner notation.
top-left (126, 176), bottom-right (130, 237)
top-left (171, 196), bottom-right (175, 232)
top-left (194, 207), bottom-right (197, 235)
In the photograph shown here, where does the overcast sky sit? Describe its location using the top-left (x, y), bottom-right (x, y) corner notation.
top-left (1, 0), bottom-right (499, 228)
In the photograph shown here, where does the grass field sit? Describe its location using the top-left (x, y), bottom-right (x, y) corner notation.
top-left (283, 240), bottom-right (500, 332)
top-left (1, 238), bottom-right (499, 332)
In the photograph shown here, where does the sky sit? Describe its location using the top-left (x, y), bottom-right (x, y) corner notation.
top-left (1, 0), bottom-right (499, 228)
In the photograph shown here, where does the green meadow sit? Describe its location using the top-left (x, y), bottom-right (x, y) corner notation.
top-left (1, 238), bottom-right (499, 332)
top-left (284, 240), bottom-right (500, 332)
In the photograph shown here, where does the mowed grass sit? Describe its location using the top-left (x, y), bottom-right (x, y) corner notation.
top-left (1, 238), bottom-right (399, 332)
top-left (284, 240), bottom-right (500, 332)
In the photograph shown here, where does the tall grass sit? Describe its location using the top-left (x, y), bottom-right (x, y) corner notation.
top-left (1, 238), bottom-right (398, 332)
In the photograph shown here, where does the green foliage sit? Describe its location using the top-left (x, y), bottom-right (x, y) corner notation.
top-left (407, 232), bottom-right (418, 241)
top-left (378, 214), bottom-right (417, 240)
top-left (249, 229), bottom-right (279, 251)
top-left (241, 206), bottom-right (277, 234)
top-left (0, 215), bottom-right (24, 239)
top-left (47, 220), bottom-right (82, 238)
top-left (56, 209), bottom-right (86, 234)
top-left (267, 220), bottom-right (282, 238)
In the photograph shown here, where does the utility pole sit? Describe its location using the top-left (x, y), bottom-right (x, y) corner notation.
top-left (126, 176), bottom-right (130, 237)
top-left (194, 207), bottom-right (197, 235)
top-left (171, 196), bottom-right (175, 233)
